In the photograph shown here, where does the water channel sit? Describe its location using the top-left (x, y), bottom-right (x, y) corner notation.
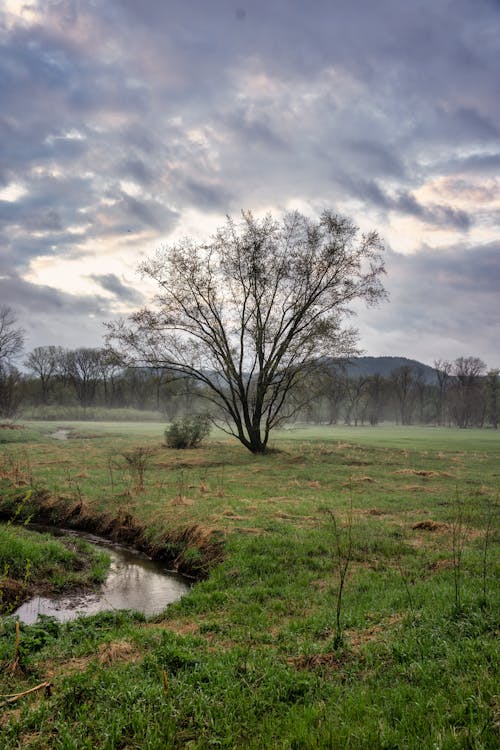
top-left (13, 527), bottom-right (191, 625)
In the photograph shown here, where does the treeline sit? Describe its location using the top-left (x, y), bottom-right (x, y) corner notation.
top-left (294, 357), bottom-right (498, 429)
top-left (1, 344), bottom-right (498, 429)
top-left (6, 346), bottom-right (204, 419)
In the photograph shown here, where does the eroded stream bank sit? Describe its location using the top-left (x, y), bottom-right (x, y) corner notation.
top-left (0, 486), bottom-right (225, 579)
top-left (13, 527), bottom-right (191, 624)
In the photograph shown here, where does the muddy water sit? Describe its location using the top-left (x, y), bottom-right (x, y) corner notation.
top-left (14, 528), bottom-right (190, 625)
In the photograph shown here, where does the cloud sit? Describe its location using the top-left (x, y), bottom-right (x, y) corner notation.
top-left (0, 0), bottom-right (498, 364)
top-left (0, 273), bottom-right (115, 350)
top-left (88, 273), bottom-right (144, 305)
top-left (356, 241), bottom-right (500, 367)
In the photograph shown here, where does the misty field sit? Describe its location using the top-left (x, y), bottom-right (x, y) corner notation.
top-left (0, 422), bottom-right (499, 749)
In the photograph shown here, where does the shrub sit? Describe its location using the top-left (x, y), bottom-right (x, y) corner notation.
top-left (164, 414), bottom-right (211, 449)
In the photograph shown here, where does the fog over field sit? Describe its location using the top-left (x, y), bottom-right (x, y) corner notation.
top-left (1, 0), bottom-right (499, 365)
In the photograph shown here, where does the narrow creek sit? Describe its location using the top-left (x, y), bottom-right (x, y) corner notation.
top-left (14, 527), bottom-right (191, 625)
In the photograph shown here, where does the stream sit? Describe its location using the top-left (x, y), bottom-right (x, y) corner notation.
top-left (13, 527), bottom-right (191, 625)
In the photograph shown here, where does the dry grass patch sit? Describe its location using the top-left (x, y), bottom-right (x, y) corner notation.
top-left (0, 707), bottom-right (21, 727)
top-left (343, 476), bottom-right (376, 486)
top-left (234, 526), bottom-right (263, 535)
top-left (42, 655), bottom-right (93, 679)
top-left (288, 652), bottom-right (345, 672)
top-left (428, 558), bottom-right (455, 572)
top-left (152, 619), bottom-right (201, 636)
top-left (221, 511), bottom-right (247, 520)
top-left (346, 613), bottom-right (404, 651)
top-left (395, 469), bottom-right (454, 478)
top-left (400, 483), bottom-right (434, 492)
top-left (169, 496), bottom-right (194, 506)
top-left (97, 640), bottom-right (141, 666)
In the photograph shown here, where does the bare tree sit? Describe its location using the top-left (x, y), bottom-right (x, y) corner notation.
top-left (60, 348), bottom-right (105, 410)
top-left (364, 373), bottom-right (386, 425)
top-left (343, 374), bottom-right (368, 426)
top-left (108, 210), bottom-right (386, 453)
top-left (484, 369), bottom-right (499, 430)
top-left (450, 356), bottom-right (487, 428)
top-left (0, 306), bottom-right (24, 365)
top-left (391, 365), bottom-right (417, 425)
top-left (0, 364), bottom-right (24, 419)
top-left (434, 359), bottom-right (452, 426)
top-left (24, 345), bottom-right (64, 404)
top-left (313, 361), bottom-right (348, 424)
top-left (98, 350), bottom-right (125, 407)
top-left (0, 308), bottom-right (25, 418)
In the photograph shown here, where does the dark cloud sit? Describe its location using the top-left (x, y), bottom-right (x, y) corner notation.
top-left (88, 273), bottom-right (144, 304)
top-left (0, 274), bottom-right (115, 350)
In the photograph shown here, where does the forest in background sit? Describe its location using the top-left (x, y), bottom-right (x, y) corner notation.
top-left (1, 345), bottom-right (498, 430)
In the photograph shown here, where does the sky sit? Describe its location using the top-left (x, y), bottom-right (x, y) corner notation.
top-left (1, 0), bottom-right (499, 369)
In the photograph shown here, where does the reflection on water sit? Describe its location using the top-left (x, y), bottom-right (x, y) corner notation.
top-left (14, 532), bottom-right (190, 625)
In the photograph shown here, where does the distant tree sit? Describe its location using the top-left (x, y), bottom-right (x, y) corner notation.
top-left (61, 348), bottom-right (105, 410)
top-left (391, 365), bottom-right (417, 425)
top-left (413, 366), bottom-right (429, 423)
top-left (449, 356), bottom-right (487, 428)
top-left (364, 373), bottom-right (387, 425)
top-left (108, 210), bottom-right (386, 453)
top-left (24, 345), bottom-right (64, 404)
top-left (343, 375), bottom-right (368, 426)
top-left (0, 306), bottom-right (24, 365)
top-left (98, 350), bottom-right (125, 407)
top-left (319, 363), bottom-right (348, 425)
top-left (0, 307), bottom-right (25, 418)
top-left (0, 364), bottom-right (23, 419)
top-left (434, 359), bottom-right (452, 426)
top-left (484, 369), bottom-right (499, 429)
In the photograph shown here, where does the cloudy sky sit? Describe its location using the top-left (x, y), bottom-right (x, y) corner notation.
top-left (1, 0), bottom-right (499, 368)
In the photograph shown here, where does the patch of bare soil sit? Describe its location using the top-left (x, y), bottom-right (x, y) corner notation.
top-left (0, 424), bottom-right (25, 430)
top-left (412, 520), bottom-right (449, 532)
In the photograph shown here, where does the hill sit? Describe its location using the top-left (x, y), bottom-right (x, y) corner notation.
top-left (329, 356), bottom-right (437, 382)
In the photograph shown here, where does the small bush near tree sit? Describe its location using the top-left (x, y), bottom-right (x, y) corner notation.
top-left (164, 414), bottom-right (211, 449)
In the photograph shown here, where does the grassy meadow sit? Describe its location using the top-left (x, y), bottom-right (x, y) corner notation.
top-left (0, 421), bottom-right (499, 748)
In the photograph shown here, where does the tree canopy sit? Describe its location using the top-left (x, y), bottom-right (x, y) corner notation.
top-left (108, 210), bottom-right (387, 452)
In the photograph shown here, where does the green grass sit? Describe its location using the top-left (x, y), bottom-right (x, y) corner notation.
top-left (0, 422), bottom-right (498, 748)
